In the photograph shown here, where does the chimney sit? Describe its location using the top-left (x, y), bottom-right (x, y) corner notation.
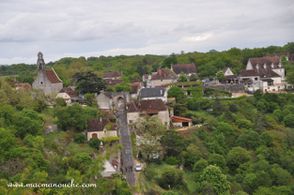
top-left (99, 117), bottom-right (102, 122)
top-left (160, 89), bottom-right (163, 95)
top-left (256, 64), bottom-right (259, 71)
top-left (263, 64), bottom-right (267, 69)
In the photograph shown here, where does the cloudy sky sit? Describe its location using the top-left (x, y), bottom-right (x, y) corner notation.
top-left (0, 0), bottom-right (293, 64)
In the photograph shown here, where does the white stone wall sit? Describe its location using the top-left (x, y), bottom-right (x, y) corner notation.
top-left (150, 79), bottom-right (176, 87)
top-left (127, 112), bottom-right (140, 125)
top-left (96, 93), bottom-right (112, 110)
top-left (32, 71), bottom-right (63, 96)
top-left (87, 130), bottom-right (117, 140)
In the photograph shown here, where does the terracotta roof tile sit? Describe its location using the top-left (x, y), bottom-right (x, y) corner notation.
top-left (45, 69), bottom-right (62, 83)
top-left (171, 115), bottom-right (192, 123)
top-left (87, 118), bottom-right (107, 132)
top-left (127, 99), bottom-right (167, 113)
top-left (151, 68), bottom-right (177, 80)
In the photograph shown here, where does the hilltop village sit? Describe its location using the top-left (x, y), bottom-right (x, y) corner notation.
top-left (1, 44), bottom-right (294, 194)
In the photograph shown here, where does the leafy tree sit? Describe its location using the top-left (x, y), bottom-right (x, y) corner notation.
top-left (88, 138), bottom-right (101, 149)
top-left (236, 130), bottom-right (260, 150)
top-left (270, 164), bottom-right (291, 185)
top-left (158, 167), bottom-right (184, 189)
top-left (283, 114), bottom-right (294, 127)
top-left (168, 86), bottom-right (186, 102)
top-left (178, 73), bottom-right (188, 82)
top-left (132, 117), bottom-right (166, 161)
top-left (199, 165), bottom-right (230, 194)
top-left (227, 147), bottom-right (251, 171)
top-left (208, 153), bottom-right (226, 169)
top-left (55, 104), bottom-right (97, 131)
top-left (73, 72), bottom-right (106, 94)
top-left (84, 93), bottom-right (97, 106)
top-left (216, 71), bottom-right (225, 82)
top-left (189, 73), bottom-right (199, 81)
top-left (161, 130), bottom-right (186, 157)
top-left (193, 159), bottom-right (208, 172)
top-left (74, 133), bottom-right (87, 144)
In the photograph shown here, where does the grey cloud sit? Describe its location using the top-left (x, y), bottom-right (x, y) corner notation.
top-left (0, 0), bottom-right (293, 64)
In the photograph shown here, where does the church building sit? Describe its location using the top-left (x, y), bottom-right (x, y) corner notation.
top-left (32, 52), bottom-right (63, 95)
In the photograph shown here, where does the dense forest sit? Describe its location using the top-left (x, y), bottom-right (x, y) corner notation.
top-left (0, 43), bottom-right (294, 194)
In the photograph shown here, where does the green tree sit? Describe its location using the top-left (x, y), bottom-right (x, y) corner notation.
top-left (158, 167), bottom-right (184, 189)
top-left (227, 147), bottom-right (251, 171)
top-left (73, 72), bottom-right (106, 94)
top-left (199, 165), bottom-right (230, 194)
top-left (55, 104), bottom-right (97, 131)
top-left (132, 116), bottom-right (166, 161)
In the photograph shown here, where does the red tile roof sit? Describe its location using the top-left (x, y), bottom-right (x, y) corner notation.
top-left (172, 63), bottom-right (197, 74)
top-left (104, 79), bottom-right (123, 85)
top-left (127, 99), bottom-right (167, 113)
top-left (151, 68), bottom-right (177, 80)
top-left (60, 87), bottom-right (78, 97)
top-left (87, 118), bottom-right (107, 132)
top-left (171, 116), bottom-right (192, 123)
top-left (45, 69), bottom-right (62, 83)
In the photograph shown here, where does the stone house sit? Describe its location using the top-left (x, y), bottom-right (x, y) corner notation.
top-left (223, 67), bottom-right (239, 84)
top-left (103, 71), bottom-right (123, 86)
top-left (126, 99), bottom-right (170, 126)
top-left (138, 87), bottom-right (167, 103)
top-left (130, 81), bottom-right (142, 99)
top-left (96, 91), bottom-right (130, 110)
top-left (32, 52), bottom-right (63, 95)
top-left (171, 115), bottom-right (192, 128)
top-left (56, 87), bottom-right (79, 104)
top-left (143, 68), bottom-right (177, 88)
top-left (86, 118), bottom-right (117, 141)
top-left (239, 56), bottom-right (286, 93)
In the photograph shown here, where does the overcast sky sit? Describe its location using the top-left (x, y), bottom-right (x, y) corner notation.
top-left (0, 0), bottom-right (293, 64)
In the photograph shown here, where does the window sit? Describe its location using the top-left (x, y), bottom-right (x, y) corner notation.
top-left (129, 120), bottom-right (133, 124)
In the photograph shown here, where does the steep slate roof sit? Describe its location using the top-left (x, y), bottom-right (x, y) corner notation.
top-left (171, 116), bottom-right (192, 123)
top-left (172, 63), bottom-right (197, 74)
top-left (127, 99), bottom-right (167, 113)
top-left (239, 67), bottom-right (280, 78)
top-left (249, 56), bottom-right (281, 68)
top-left (151, 68), bottom-right (177, 80)
top-left (139, 87), bottom-right (165, 98)
top-left (103, 71), bottom-right (121, 78)
top-left (87, 118), bottom-right (107, 132)
top-left (45, 68), bottom-right (62, 83)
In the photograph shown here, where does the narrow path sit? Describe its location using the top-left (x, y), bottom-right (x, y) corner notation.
top-left (116, 100), bottom-right (136, 186)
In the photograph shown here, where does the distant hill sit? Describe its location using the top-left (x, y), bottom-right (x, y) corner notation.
top-left (1, 43), bottom-right (293, 85)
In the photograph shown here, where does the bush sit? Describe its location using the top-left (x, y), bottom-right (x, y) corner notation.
top-left (88, 138), bottom-right (101, 149)
top-left (74, 133), bottom-right (86, 144)
top-left (158, 168), bottom-right (184, 189)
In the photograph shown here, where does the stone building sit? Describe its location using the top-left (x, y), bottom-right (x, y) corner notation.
top-left (239, 56), bottom-right (285, 93)
top-left (143, 68), bottom-right (177, 88)
top-left (126, 99), bottom-right (170, 126)
top-left (32, 52), bottom-right (63, 95)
